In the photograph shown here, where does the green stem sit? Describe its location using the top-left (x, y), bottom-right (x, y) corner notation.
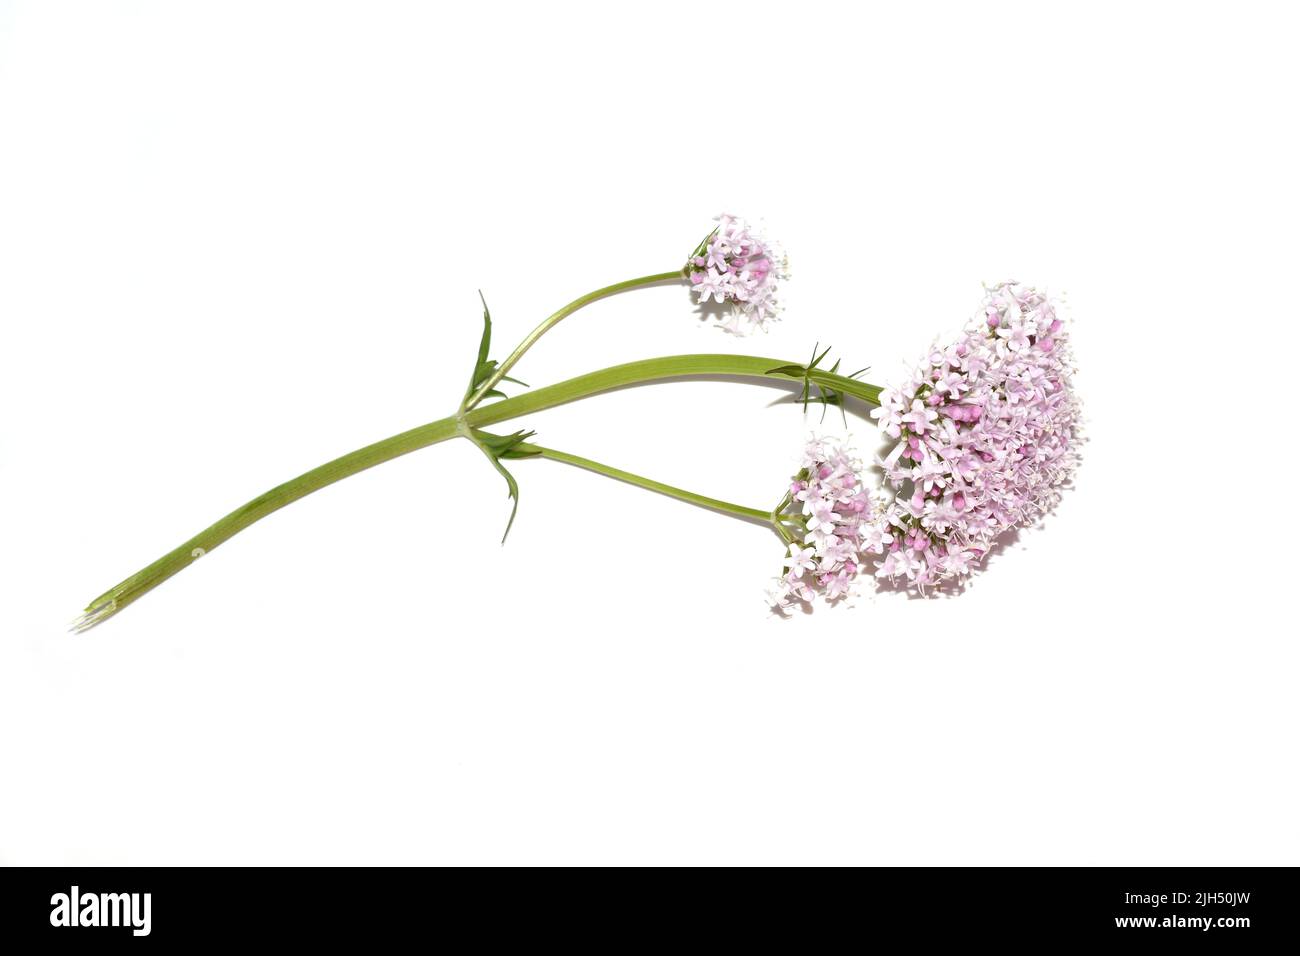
top-left (467, 353), bottom-right (882, 428)
top-left (77, 353), bottom-right (880, 630)
top-left (522, 444), bottom-right (771, 524)
top-left (463, 270), bottom-right (685, 411)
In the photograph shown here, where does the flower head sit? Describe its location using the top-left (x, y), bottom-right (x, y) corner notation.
top-left (871, 283), bottom-right (1081, 591)
top-left (766, 436), bottom-right (879, 612)
top-left (687, 213), bottom-right (788, 335)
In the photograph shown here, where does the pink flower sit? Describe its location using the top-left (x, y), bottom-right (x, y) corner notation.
top-left (871, 282), bottom-right (1082, 592)
top-left (900, 398), bottom-right (939, 435)
top-left (688, 213), bottom-right (788, 335)
top-left (767, 436), bottom-right (875, 611)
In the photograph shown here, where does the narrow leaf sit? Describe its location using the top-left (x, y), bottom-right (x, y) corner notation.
top-left (486, 454), bottom-right (522, 544)
top-left (475, 291), bottom-right (492, 368)
top-left (465, 291), bottom-right (494, 400)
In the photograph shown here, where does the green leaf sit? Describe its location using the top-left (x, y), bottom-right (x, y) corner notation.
top-left (472, 427), bottom-right (533, 454)
top-left (475, 291), bottom-right (492, 367)
top-left (463, 291), bottom-right (528, 404)
top-left (766, 364), bottom-right (808, 378)
top-left (486, 454), bottom-right (522, 543)
top-left (464, 291), bottom-right (494, 401)
top-left (768, 344), bottom-right (865, 425)
top-left (498, 441), bottom-right (542, 461)
top-left (467, 427), bottom-right (543, 542)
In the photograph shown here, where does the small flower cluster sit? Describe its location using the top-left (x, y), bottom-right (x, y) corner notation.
top-left (688, 213), bottom-right (788, 334)
top-left (870, 282), bottom-right (1081, 591)
top-left (767, 436), bottom-right (881, 612)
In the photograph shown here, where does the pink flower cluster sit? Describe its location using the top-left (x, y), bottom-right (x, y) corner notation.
top-left (766, 437), bottom-right (881, 612)
top-left (869, 282), bottom-right (1081, 591)
top-left (688, 213), bottom-right (787, 334)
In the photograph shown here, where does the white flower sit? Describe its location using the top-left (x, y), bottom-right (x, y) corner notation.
top-left (766, 579), bottom-right (795, 613)
top-left (997, 322), bottom-right (1031, 352)
top-left (900, 398), bottom-right (938, 435)
top-left (784, 544), bottom-right (817, 576)
top-left (692, 269), bottom-right (730, 305)
top-left (944, 549), bottom-right (975, 576)
top-left (861, 523), bottom-right (893, 554)
top-left (805, 500), bottom-right (839, 534)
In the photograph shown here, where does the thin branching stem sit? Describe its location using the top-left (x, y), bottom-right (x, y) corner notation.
top-left (462, 270), bottom-right (685, 411)
top-left (77, 353), bottom-right (880, 630)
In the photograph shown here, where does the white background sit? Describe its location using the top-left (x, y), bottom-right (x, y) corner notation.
top-left (1, 2), bottom-right (1296, 865)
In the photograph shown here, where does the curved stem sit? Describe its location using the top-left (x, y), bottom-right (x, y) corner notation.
top-left (467, 353), bottom-right (882, 427)
top-left (463, 270), bottom-right (684, 411)
top-left (77, 353), bottom-right (881, 629)
top-left (522, 443), bottom-right (771, 525)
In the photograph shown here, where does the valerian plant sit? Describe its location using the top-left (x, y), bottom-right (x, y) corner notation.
top-left (74, 214), bottom-right (1079, 630)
